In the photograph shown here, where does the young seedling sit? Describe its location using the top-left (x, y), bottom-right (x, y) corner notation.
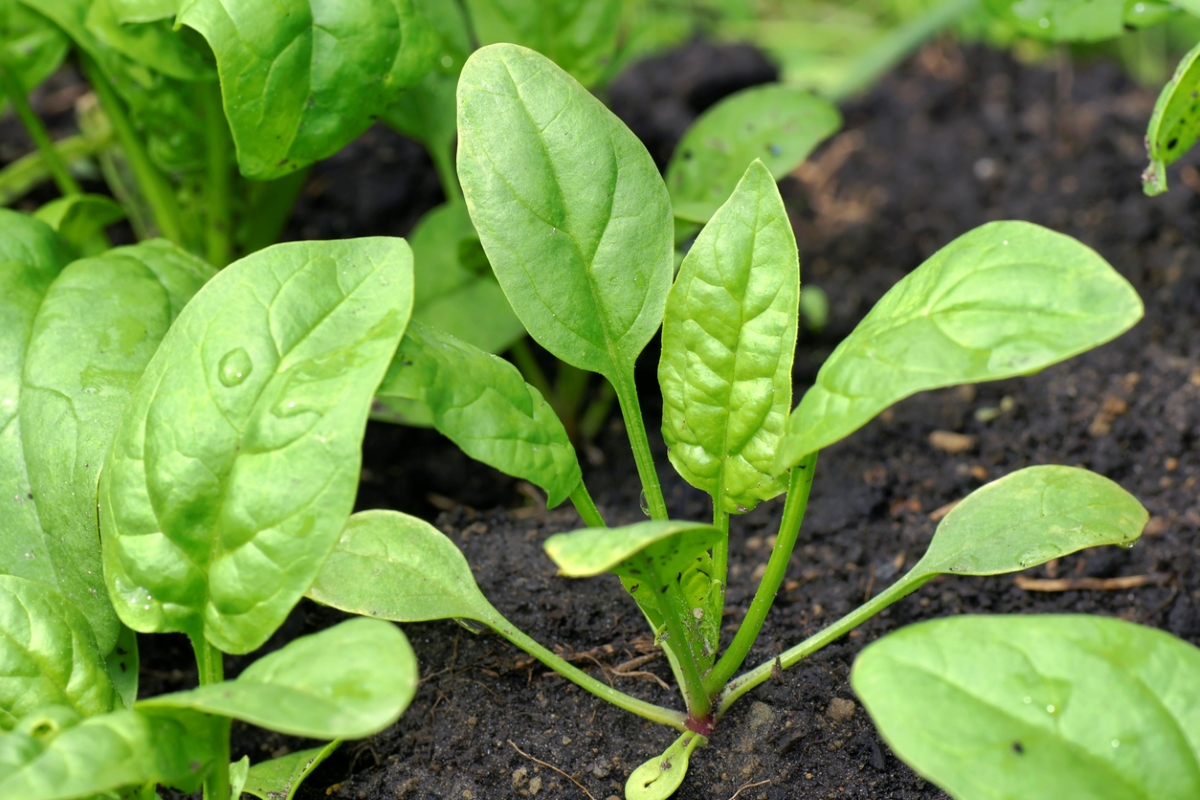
top-left (306, 44), bottom-right (1148, 798)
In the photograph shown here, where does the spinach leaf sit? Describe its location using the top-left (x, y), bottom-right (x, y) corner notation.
top-left (775, 221), bottom-right (1143, 472)
top-left (177, 0), bottom-right (438, 179)
top-left (85, 0), bottom-right (214, 82)
top-left (0, 576), bottom-right (116, 731)
top-left (377, 321), bottom-right (581, 507)
top-left (1144, 40), bottom-right (1200, 196)
top-left (464, 0), bottom-right (623, 87)
top-left (627, 731), bottom-right (706, 800)
top-left (981, 0), bottom-right (1127, 41)
top-left (140, 618), bottom-right (416, 739)
top-left (457, 43), bottom-right (673, 380)
top-left (109, 0), bottom-right (177, 22)
top-left (243, 741), bottom-right (340, 800)
top-left (0, 706), bottom-right (223, 799)
top-left (33, 194), bottom-right (126, 256)
top-left (0, 0), bottom-right (69, 95)
top-left (104, 623), bottom-right (139, 711)
top-left (660, 160), bottom-right (798, 514)
top-left (666, 85), bottom-right (840, 223)
top-left (852, 615), bottom-right (1200, 800)
top-left (22, 239), bottom-right (214, 653)
top-left (407, 202), bottom-right (524, 354)
top-left (99, 238), bottom-right (412, 654)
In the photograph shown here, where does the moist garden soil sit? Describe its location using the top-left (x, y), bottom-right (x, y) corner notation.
top-left (22, 38), bottom-right (1198, 800)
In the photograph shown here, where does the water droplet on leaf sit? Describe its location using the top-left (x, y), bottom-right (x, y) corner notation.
top-left (639, 490), bottom-right (650, 517)
top-left (218, 348), bottom-right (253, 387)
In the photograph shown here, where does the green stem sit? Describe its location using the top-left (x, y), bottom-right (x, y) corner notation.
top-left (0, 58), bottom-right (82, 196)
top-left (80, 53), bottom-right (188, 248)
top-left (578, 377), bottom-right (616, 441)
top-left (569, 482), bottom-right (606, 528)
top-left (510, 339), bottom-right (554, 401)
top-left (610, 369), bottom-right (668, 521)
top-left (0, 132), bottom-right (110, 206)
top-left (190, 636), bottom-right (231, 800)
top-left (712, 505), bottom-right (729, 596)
top-left (656, 579), bottom-right (712, 720)
top-left (706, 452), bottom-right (817, 695)
top-left (715, 569), bottom-right (933, 717)
top-left (487, 611), bottom-right (686, 730)
top-left (202, 82), bottom-right (232, 267)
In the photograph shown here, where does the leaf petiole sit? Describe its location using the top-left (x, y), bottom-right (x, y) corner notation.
top-left (202, 81), bottom-right (233, 267)
top-left (611, 368), bottom-right (668, 521)
top-left (569, 482), bottom-right (606, 528)
top-left (191, 636), bottom-right (232, 800)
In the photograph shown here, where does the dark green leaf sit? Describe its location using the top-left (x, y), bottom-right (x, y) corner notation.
top-left (85, 0), bottom-right (214, 81)
top-left (377, 321), bottom-right (580, 507)
top-left (464, 0), bottom-right (622, 87)
top-left (666, 85), bottom-right (840, 223)
top-left (22, 239), bottom-right (214, 652)
top-left (915, 465), bottom-right (1148, 576)
top-left (1143, 40), bottom-right (1200, 196)
top-left (140, 618), bottom-right (417, 739)
top-left (660, 160), bottom-right (798, 513)
top-left (0, 0), bottom-right (69, 95)
top-left (99, 238), bottom-right (412, 653)
top-left (177, 0), bottom-right (438, 179)
top-left (0, 576), bottom-right (116, 731)
top-left (33, 194), bottom-right (126, 256)
top-left (457, 44), bottom-right (673, 379)
top-left (0, 706), bottom-right (223, 798)
top-left (243, 741), bottom-right (340, 800)
top-left (775, 221), bottom-right (1143, 471)
top-left (852, 615), bottom-right (1200, 800)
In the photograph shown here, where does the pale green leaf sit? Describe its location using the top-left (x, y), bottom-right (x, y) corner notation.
top-left (377, 321), bottom-right (581, 507)
top-left (1143, 40), bottom-right (1200, 196)
top-left (242, 741), bottom-right (339, 800)
top-left (177, 0), bottom-right (438, 179)
top-left (140, 618), bottom-right (417, 739)
top-left (33, 194), bottom-right (126, 257)
top-left (457, 43), bottom-right (673, 379)
top-left (982, 0), bottom-right (1126, 41)
top-left (666, 85), bottom-right (840, 223)
top-left (775, 221), bottom-right (1143, 471)
top-left (626, 732), bottom-right (705, 800)
top-left (660, 160), bottom-right (798, 514)
top-left (545, 520), bottom-right (721, 578)
top-left (99, 238), bottom-right (412, 654)
top-left (853, 615), bottom-right (1200, 800)
top-left (85, 0), bottom-right (215, 82)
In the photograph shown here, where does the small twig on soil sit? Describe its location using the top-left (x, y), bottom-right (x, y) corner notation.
top-left (1014, 574), bottom-right (1168, 592)
top-left (612, 670), bottom-right (671, 690)
top-left (727, 779), bottom-right (771, 800)
top-left (507, 740), bottom-right (596, 800)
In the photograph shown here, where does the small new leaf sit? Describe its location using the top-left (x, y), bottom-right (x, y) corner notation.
top-left (243, 741), bottom-right (340, 800)
top-left (1143, 40), bottom-right (1200, 196)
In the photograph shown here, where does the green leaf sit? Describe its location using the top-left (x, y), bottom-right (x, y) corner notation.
top-left (0, 0), bottom-right (69, 95)
top-left (981, 0), bottom-right (1127, 41)
top-left (0, 212), bottom-right (73, 593)
top-left (109, 0), bottom-right (177, 22)
top-left (666, 85), bottom-right (840, 223)
top-left (0, 576), bottom-right (117, 731)
top-left (21, 239), bottom-right (214, 653)
top-left (0, 705), bottom-right (223, 799)
top-left (852, 615), bottom-right (1200, 800)
top-left (545, 521), bottom-right (722, 578)
top-left (463, 0), bottom-right (623, 87)
top-left (140, 618), bottom-right (417, 739)
top-left (229, 756), bottom-right (249, 800)
top-left (104, 623), bottom-right (139, 711)
top-left (243, 741), bottom-right (340, 800)
top-left (774, 221), bottom-right (1143, 472)
top-left (407, 202), bottom-right (524, 354)
top-left (626, 731), bottom-right (706, 800)
top-left (85, 0), bottom-right (215, 82)
top-left (1143, 40), bottom-right (1200, 197)
top-left (914, 465), bottom-right (1148, 577)
top-left (99, 238), bottom-right (412, 654)
top-left (457, 43), bottom-right (673, 379)
top-left (33, 194), bottom-right (126, 256)
top-left (377, 321), bottom-right (581, 507)
top-left (308, 509), bottom-right (498, 624)
top-left (177, 0), bottom-right (438, 179)
top-left (660, 160), bottom-right (799, 514)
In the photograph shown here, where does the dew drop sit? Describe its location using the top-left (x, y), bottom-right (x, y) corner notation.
top-left (639, 490), bottom-right (650, 517)
top-left (218, 348), bottom-right (253, 387)
top-left (951, 557), bottom-right (979, 573)
top-left (271, 398), bottom-right (310, 418)
top-left (1038, 17), bottom-right (1050, 28)
top-left (1022, 696), bottom-right (1032, 704)
top-left (1112, 739), bottom-right (1120, 748)
top-left (143, 605), bottom-right (150, 610)
top-left (1046, 704), bottom-right (1055, 713)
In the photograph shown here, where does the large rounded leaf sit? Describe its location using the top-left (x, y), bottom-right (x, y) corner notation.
top-left (775, 221), bottom-right (1143, 471)
top-left (853, 615), bottom-right (1200, 800)
top-left (99, 238), bottom-right (412, 654)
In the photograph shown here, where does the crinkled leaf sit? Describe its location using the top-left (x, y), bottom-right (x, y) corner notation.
top-left (0, 706), bottom-right (223, 798)
top-left (243, 741), bottom-right (339, 800)
top-left (140, 618), bottom-right (417, 739)
top-left (377, 321), bottom-right (581, 507)
top-left (1143, 40), bottom-right (1200, 196)
top-left (22, 239), bottom-right (214, 653)
top-left (33, 194), bottom-right (126, 256)
top-left (457, 44), bottom-right (673, 379)
top-left (775, 221), bottom-right (1143, 471)
top-left (626, 731), bottom-right (705, 800)
top-left (177, 0), bottom-right (438, 179)
top-left (982, 0), bottom-right (1127, 41)
top-left (666, 85), bottom-right (840, 223)
top-left (308, 509), bottom-right (497, 624)
top-left (0, 576), bottom-right (116, 731)
top-left (915, 465), bottom-right (1147, 577)
top-left (660, 160), bottom-right (798, 514)
top-left (99, 238), bottom-right (412, 654)
top-left (464, 0), bottom-right (622, 87)
top-left (407, 202), bottom-right (524, 354)
top-left (0, 0), bottom-right (69, 95)
top-left (85, 0), bottom-right (214, 82)
top-left (852, 615), bottom-right (1200, 800)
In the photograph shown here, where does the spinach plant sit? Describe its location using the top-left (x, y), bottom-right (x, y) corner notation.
top-left (306, 43), bottom-right (1148, 799)
top-left (1144, 37), bottom-right (1200, 195)
top-left (0, 211), bottom-right (422, 800)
